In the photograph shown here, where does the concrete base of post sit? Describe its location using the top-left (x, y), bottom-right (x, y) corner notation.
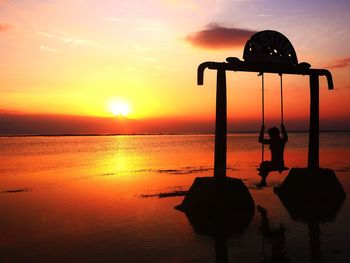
top-left (274, 168), bottom-right (345, 222)
top-left (175, 177), bottom-right (255, 221)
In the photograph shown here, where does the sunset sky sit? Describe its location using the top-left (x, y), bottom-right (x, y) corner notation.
top-left (0, 0), bottom-right (349, 133)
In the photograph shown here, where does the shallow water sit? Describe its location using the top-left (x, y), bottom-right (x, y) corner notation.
top-left (0, 133), bottom-right (349, 262)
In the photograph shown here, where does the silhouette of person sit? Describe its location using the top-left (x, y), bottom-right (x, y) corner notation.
top-left (258, 124), bottom-right (288, 187)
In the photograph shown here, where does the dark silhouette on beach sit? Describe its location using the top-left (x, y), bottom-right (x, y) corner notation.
top-left (258, 124), bottom-right (289, 187)
top-left (177, 29), bottom-right (343, 262)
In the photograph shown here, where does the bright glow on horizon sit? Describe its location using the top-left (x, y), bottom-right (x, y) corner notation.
top-left (109, 101), bottom-right (131, 117)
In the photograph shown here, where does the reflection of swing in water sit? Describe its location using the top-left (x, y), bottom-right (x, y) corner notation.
top-left (257, 73), bottom-right (289, 187)
top-left (257, 205), bottom-right (289, 263)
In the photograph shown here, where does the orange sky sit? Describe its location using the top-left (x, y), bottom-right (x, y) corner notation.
top-left (0, 0), bottom-right (349, 133)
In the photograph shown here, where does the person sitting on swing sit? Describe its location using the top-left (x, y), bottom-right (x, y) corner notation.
top-left (258, 124), bottom-right (288, 187)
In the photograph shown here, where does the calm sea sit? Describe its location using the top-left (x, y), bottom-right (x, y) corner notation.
top-left (0, 133), bottom-right (349, 262)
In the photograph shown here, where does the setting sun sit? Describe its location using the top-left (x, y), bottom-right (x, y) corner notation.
top-left (109, 101), bottom-right (131, 117)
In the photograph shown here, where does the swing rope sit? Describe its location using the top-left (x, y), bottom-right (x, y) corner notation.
top-left (262, 73), bottom-right (265, 127)
top-left (279, 74), bottom-right (285, 140)
top-left (261, 72), bottom-right (265, 162)
top-left (260, 73), bottom-right (284, 161)
top-left (280, 74), bottom-right (284, 127)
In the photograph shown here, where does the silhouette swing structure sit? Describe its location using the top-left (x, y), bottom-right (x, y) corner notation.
top-left (176, 30), bottom-right (345, 218)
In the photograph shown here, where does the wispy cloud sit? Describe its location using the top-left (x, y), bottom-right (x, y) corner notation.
top-left (0, 22), bottom-right (18, 31)
top-left (186, 24), bottom-right (256, 49)
top-left (61, 37), bottom-right (89, 46)
top-left (36, 31), bottom-right (55, 39)
top-left (36, 31), bottom-right (103, 48)
top-left (327, 57), bottom-right (350, 69)
top-left (40, 45), bottom-right (62, 54)
top-left (258, 14), bottom-right (274, 17)
top-left (0, 109), bottom-right (22, 114)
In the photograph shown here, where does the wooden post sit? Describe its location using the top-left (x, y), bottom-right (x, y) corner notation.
top-left (214, 69), bottom-right (227, 179)
top-left (308, 74), bottom-right (319, 169)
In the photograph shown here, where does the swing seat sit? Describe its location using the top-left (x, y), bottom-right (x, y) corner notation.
top-left (256, 166), bottom-right (289, 174)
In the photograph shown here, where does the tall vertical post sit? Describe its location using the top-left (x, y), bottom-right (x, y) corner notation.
top-left (308, 74), bottom-right (319, 169)
top-left (214, 69), bottom-right (227, 179)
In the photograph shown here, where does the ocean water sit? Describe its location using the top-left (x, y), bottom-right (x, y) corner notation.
top-left (0, 133), bottom-right (349, 262)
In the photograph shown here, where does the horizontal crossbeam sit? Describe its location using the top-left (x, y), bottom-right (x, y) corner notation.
top-left (197, 58), bottom-right (333, 90)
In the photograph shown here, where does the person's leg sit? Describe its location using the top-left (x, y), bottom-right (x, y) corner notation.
top-left (258, 172), bottom-right (268, 187)
top-left (259, 161), bottom-right (270, 175)
top-left (258, 161), bottom-right (271, 187)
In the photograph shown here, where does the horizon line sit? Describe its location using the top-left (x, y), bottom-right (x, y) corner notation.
top-left (1, 130), bottom-right (349, 137)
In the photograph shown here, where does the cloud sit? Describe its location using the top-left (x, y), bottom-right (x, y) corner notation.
top-left (186, 24), bottom-right (257, 49)
top-left (61, 37), bottom-right (88, 46)
top-left (36, 31), bottom-right (55, 39)
top-left (36, 31), bottom-right (103, 48)
top-left (327, 57), bottom-right (350, 69)
top-left (40, 45), bottom-right (62, 54)
top-left (258, 14), bottom-right (274, 17)
top-left (0, 109), bottom-right (22, 114)
top-left (0, 23), bottom-right (17, 31)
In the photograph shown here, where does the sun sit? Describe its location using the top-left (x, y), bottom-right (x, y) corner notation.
top-left (109, 101), bottom-right (131, 117)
